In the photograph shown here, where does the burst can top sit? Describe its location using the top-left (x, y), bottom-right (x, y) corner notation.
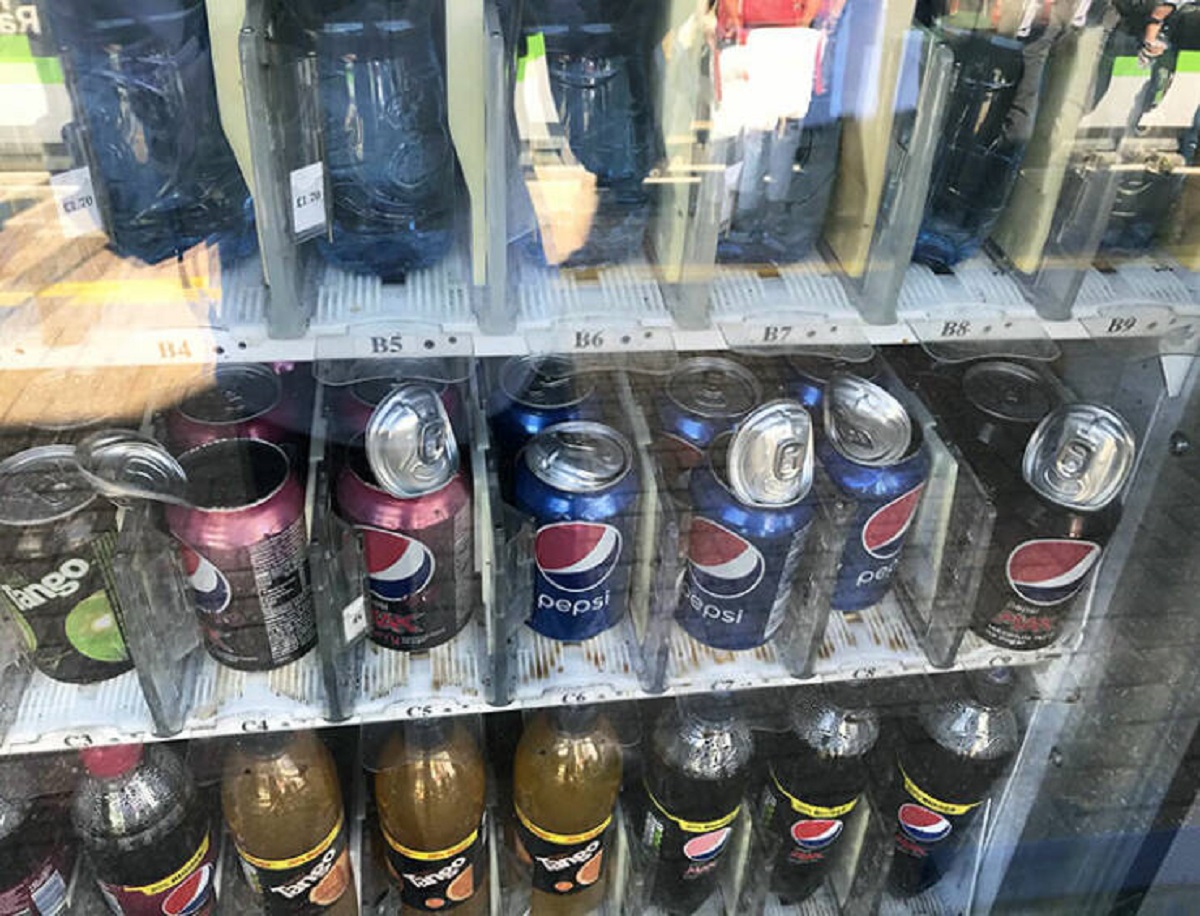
top-left (823, 374), bottom-right (912, 468)
top-left (661, 357), bottom-right (761, 444)
top-left (727, 401), bottom-right (814, 507)
top-left (0, 446), bottom-right (98, 528)
top-left (367, 384), bottom-right (459, 498)
top-left (1022, 403), bottom-right (1135, 512)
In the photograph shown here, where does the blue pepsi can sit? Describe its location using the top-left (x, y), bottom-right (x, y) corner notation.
top-left (785, 348), bottom-right (882, 412)
top-left (514, 421), bottom-right (639, 641)
top-left (818, 375), bottom-right (930, 613)
top-left (676, 402), bottom-right (817, 651)
top-left (488, 355), bottom-right (597, 492)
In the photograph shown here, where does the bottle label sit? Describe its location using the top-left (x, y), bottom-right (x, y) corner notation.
top-left (761, 770), bottom-right (857, 866)
top-left (0, 846), bottom-right (70, 916)
top-left (638, 783), bottom-right (739, 883)
top-left (236, 816), bottom-right (352, 914)
top-left (382, 815), bottom-right (487, 912)
top-left (893, 765), bottom-right (981, 860)
top-left (98, 831), bottom-right (216, 916)
top-left (514, 806), bottom-right (609, 897)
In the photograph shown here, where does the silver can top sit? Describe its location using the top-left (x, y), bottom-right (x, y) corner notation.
top-left (524, 421), bottom-right (632, 494)
top-left (366, 384), bottom-right (459, 498)
top-left (727, 400), bottom-right (813, 506)
top-left (824, 374), bottom-right (912, 467)
top-left (0, 446), bottom-right (97, 527)
top-left (666, 357), bottom-right (761, 420)
top-left (1022, 403), bottom-right (1135, 511)
top-left (785, 344), bottom-right (879, 383)
top-left (178, 364), bottom-right (281, 425)
top-left (75, 429), bottom-right (189, 507)
top-left (962, 360), bottom-right (1055, 424)
top-left (500, 354), bottom-right (594, 409)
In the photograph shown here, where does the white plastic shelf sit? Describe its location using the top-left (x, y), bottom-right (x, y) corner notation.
top-left (505, 619), bottom-right (645, 707)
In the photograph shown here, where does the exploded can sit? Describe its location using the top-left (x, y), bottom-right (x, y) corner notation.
top-left (166, 439), bottom-right (317, 671)
top-left (0, 446), bottom-right (132, 685)
top-left (514, 421), bottom-right (639, 642)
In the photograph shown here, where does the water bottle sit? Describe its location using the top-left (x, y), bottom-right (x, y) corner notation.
top-left (519, 0), bottom-right (656, 266)
top-left (288, 0), bottom-right (458, 281)
top-left (43, 0), bottom-right (253, 266)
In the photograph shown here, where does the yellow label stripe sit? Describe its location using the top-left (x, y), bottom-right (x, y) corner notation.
top-left (127, 834), bottom-right (210, 896)
top-left (237, 816), bottom-right (343, 871)
top-left (516, 805), bottom-right (610, 846)
top-left (647, 784), bottom-right (740, 834)
top-left (900, 766), bottom-right (980, 817)
top-left (384, 825), bottom-right (479, 862)
top-left (771, 773), bottom-right (858, 819)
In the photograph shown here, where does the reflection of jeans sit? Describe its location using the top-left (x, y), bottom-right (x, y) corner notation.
top-left (296, 2), bottom-right (456, 280)
top-left (915, 19), bottom-right (1069, 269)
top-left (46, 1), bottom-right (252, 265)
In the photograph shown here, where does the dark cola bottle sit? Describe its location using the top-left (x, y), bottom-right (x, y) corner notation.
top-left (887, 669), bottom-right (1021, 896)
top-left (72, 744), bottom-right (217, 916)
top-left (633, 696), bottom-right (753, 915)
top-left (760, 685), bottom-right (879, 904)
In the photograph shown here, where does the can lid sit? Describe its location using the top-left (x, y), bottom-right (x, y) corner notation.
top-left (366, 384), bottom-right (459, 498)
top-left (824, 374), bottom-right (912, 467)
top-left (75, 429), bottom-right (189, 507)
top-left (727, 400), bottom-right (813, 506)
top-left (962, 361), bottom-right (1055, 424)
top-left (500, 355), bottom-right (593, 410)
top-left (524, 421), bottom-right (632, 494)
top-left (785, 345), bottom-right (879, 384)
top-left (80, 744), bottom-right (143, 779)
top-left (1022, 403), bottom-right (1135, 511)
top-left (0, 446), bottom-right (98, 527)
top-left (666, 357), bottom-right (760, 420)
top-left (178, 364), bottom-right (281, 425)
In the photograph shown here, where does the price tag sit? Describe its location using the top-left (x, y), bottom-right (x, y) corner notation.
top-left (547, 325), bottom-right (673, 353)
top-left (718, 320), bottom-right (867, 349)
top-left (1079, 306), bottom-right (1174, 339)
top-left (316, 329), bottom-right (474, 360)
top-left (50, 168), bottom-right (102, 239)
top-left (290, 162), bottom-right (327, 237)
top-left (342, 596), bottom-right (367, 645)
top-left (908, 313), bottom-right (1048, 343)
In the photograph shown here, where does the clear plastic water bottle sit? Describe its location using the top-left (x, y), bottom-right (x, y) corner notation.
top-left (289, 0), bottom-right (458, 281)
top-left (44, 0), bottom-right (253, 266)
top-left (520, 0), bottom-right (656, 266)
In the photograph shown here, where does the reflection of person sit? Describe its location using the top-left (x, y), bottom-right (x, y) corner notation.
top-left (1141, 0), bottom-right (1191, 61)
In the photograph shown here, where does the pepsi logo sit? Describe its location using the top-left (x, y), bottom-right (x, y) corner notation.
top-left (686, 518), bottom-right (765, 599)
top-left (790, 818), bottom-right (843, 851)
top-left (535, 523), bottom-right (622, 593)
top-left (363, 529), bottom-right (436, 602)
top-left (1007, 539), bottom-right (1101, 607)
top-left (162, 863), bottom-right (212, 915)
top-left (181, 548), bottom-right (230, 615)
top-left (682, 827), bottom-right (732, 862)
top-left (862, 485), bottom-right (925, 559)
top-left (897, 803), bottom-right (951, 844)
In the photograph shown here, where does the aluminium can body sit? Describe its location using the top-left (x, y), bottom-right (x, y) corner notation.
top-left (513, 423), bottom-right (639, 642)
top-left (335, 448), bottom-right (473, 652)
top-left (166, 439), bottom-right (317, 671)
top-left (970, 487), bottom-right (1120, 651)
top-left (676, 454), bottom-right (817, 651)
top-left (166, 364), bottom-right (302, 455)
top-left (818, 434), bottom-right (930, 613)
top-left (0, 447), bottom-right (133, 685)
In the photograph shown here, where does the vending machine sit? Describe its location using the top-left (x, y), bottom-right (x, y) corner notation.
top-left (0, 1), bottom-right (1197, 914)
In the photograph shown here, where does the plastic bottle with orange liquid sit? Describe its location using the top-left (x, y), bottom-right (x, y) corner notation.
top-left (374, 718), bottom-right (490, 914)
top-left (513, 706), bottom-right (623, 916)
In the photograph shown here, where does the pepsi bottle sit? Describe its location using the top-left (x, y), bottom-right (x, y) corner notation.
top-left (43, 0), bottom-right (253, 265)
top-left (886, 669), bottom-right (1020, 897)
top-left (72, 744), bottom-right (217, 915)
top-left (518, 0), bottom-right (656, 265)
top-left (760, 686), bottom-right (878, 904)
top-left (286, 0), bottom-right (458, 279)
top-left (631, 696), bottom-right (753, 915)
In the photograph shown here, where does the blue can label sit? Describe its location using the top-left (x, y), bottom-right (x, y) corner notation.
top-left (831, 483), bottom-right (924, 612)
top-left (529, 522), bottom-right (627, 640)
top-left (676, 517), bottom-right (810, 650)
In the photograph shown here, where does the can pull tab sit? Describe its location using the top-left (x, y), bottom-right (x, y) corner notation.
top-left (774, 439), bottom-right (803, 481)
top-left (419, 418), bottom-right (447, 465)
top-left (1054, 438), bottom-right (1092, 479)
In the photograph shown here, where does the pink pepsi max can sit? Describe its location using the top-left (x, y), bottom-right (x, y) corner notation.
top-left (167, 364), bottom-right (301, 454)
top-left (166, 439), bottom-right (317, 670)
top-left (971, 403), bottom-right (1135, 651)
top-left (335, 444), bottom-right (473, 652)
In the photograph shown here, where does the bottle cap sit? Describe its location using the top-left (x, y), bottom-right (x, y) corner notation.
top-left (80, 744), bottom-right (143, 779)
top-left (967, 667), bottom-right (1015, 708)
